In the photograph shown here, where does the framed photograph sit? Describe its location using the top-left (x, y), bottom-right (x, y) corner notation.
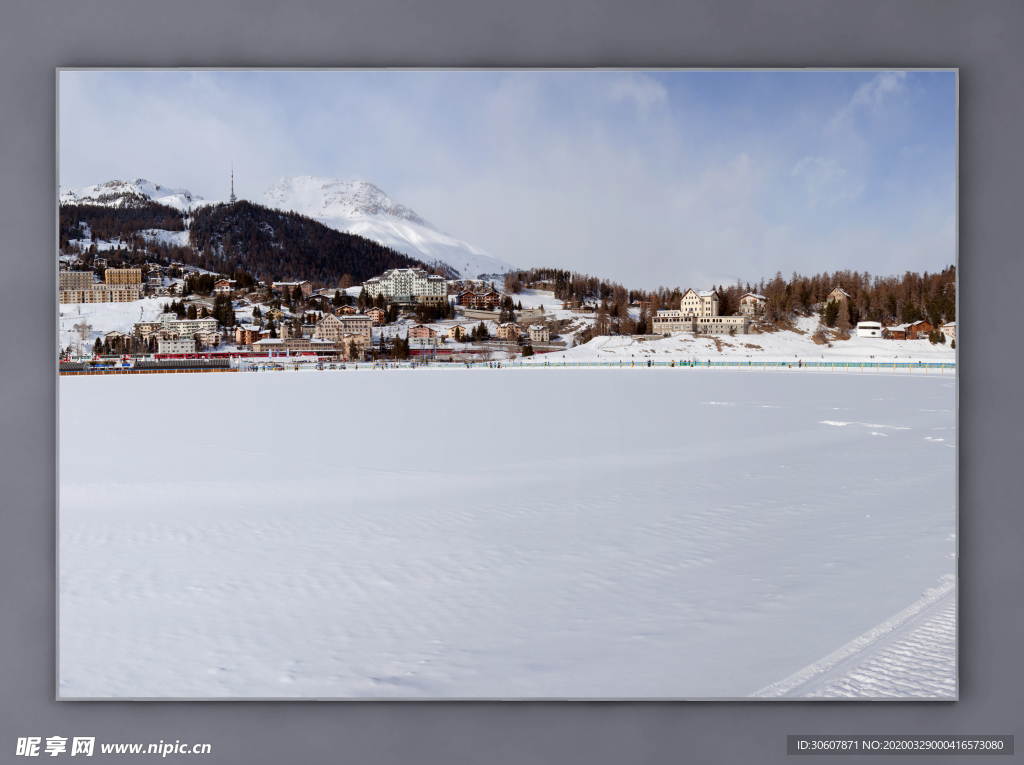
top-left (57, 69), bottom-right (956, 699)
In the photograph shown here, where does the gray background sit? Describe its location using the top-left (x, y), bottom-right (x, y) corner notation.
top-left (2, 0), bottom-right (1020, 762)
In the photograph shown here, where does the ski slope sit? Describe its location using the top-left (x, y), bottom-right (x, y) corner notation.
top-left (58, 297), bottom-right (170, 352)
top-left (59, 371), bottom-right (956, 698)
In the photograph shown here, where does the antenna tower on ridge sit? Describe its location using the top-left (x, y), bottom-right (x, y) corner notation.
top-left (229, 163), bottom-right (237, 204)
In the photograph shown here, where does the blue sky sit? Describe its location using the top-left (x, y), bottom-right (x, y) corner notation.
top-left (59, 70), bottom-right (956, 289)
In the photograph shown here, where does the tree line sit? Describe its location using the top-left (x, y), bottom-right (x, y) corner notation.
top-left (506, 265), bottom-right (956, 337)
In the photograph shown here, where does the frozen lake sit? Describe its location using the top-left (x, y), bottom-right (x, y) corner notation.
top-left (59, 369), bottom-right (956, 698)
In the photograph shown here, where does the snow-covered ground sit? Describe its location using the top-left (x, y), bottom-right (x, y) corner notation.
top-left (530, 314), bottom-right (956, 364)
top-left (58, 297), bottom-right (170, 352)
top-left (754, 581), bottom-right (956, 698)
top-left (59, 371), bottom-right (955, 698)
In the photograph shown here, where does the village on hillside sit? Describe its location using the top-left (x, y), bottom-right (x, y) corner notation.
top-left (58, 253), bottom-right (956, 372)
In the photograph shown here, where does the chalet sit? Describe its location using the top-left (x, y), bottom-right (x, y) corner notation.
top-left (738, 293), bottom-right (767, 316)
top-left (213, 279), bottom-right (236, 294)
top-left (235, 324), bottom-right (262, 346)
top-left (408, 324), bottom-right (438, 339)
top-left (457, 290), bottom-right (501, 310)
top-left (446, 324), bottom-right (469, 341)
top-left (882, 323), bottom-right (909, 340)
top-left (906, 320), bottom-right (933, 339)
top-left (496, 323), bottom-right (521, 341)
top-left (337, 305), bottom-right (358, 315)
top-left (941, 322), bottom-right (956, 343)
top-left (827, 286), bottom-right (852, 304)
top-left (273, 280), bottom-right (314, 298)
top-left (306, 294), bottom-right (333, 310)
top-left (365, 307), bottom-right (386, 325)
top-left (478, 290), bottom-right (501, 309)
top-left (528, 325), bottom-right (549, 343)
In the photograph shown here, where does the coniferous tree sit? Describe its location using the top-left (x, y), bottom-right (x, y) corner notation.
top-left (824, 300), bottom-right (840, 328)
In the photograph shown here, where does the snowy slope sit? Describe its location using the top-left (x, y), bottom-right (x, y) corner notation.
top-left (58, 297), bottom-right (171, 353)
top-left (59, 372), bottom-right (955, 698)
top-left (259, 176), bottom-right (515, 279)
top-left (529, 314), bottom-right (957, 365)
top-left (59, 179), bottom-right (217, 211)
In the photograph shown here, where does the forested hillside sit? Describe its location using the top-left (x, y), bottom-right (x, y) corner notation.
top-left (59, 202), bottom-right (185, 249)
top-left (59, 199), bottom-right (434, 285)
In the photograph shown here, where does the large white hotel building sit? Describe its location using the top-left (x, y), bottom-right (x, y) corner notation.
top-left (362, 268), bottom-right (447, 306)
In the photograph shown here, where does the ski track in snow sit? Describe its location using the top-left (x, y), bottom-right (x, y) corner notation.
top-left (59, 372), bottom-right (956, 698)
top-left (754, 584), bottom-right (956, 698)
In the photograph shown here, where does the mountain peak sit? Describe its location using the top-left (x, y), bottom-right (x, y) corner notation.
top-left (60, 179), bottom-right (209, 211)
top-left (260, 176), bottom-right (432, 228)
top-left (257, 175), bottom-right (514, 279)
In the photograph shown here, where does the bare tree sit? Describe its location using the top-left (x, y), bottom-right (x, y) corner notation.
top-left (72, 320), bottom-right (93, 356)
top-left (836, 299), bottom-right (852, 337)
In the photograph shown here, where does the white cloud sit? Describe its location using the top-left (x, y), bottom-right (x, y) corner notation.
top-left (830, 71), bottom-right (907, 129)
top-left (607, 74), bottom-right (668, 112)
top-left (791, 156), bottom-right (865, 207)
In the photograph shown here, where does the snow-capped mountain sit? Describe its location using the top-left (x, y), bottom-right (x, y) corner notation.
top-left (259, 176), bottom-right (515, 279)
top-left (59, 179), bottom-right (216, 211)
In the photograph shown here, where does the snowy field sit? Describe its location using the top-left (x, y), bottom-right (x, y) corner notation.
top-left (530, 313), bottom-right (956, 365)
top-left (59, 370), bottom-right (956, 698)
top-left (59, 297), bottom-right (170, 352)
